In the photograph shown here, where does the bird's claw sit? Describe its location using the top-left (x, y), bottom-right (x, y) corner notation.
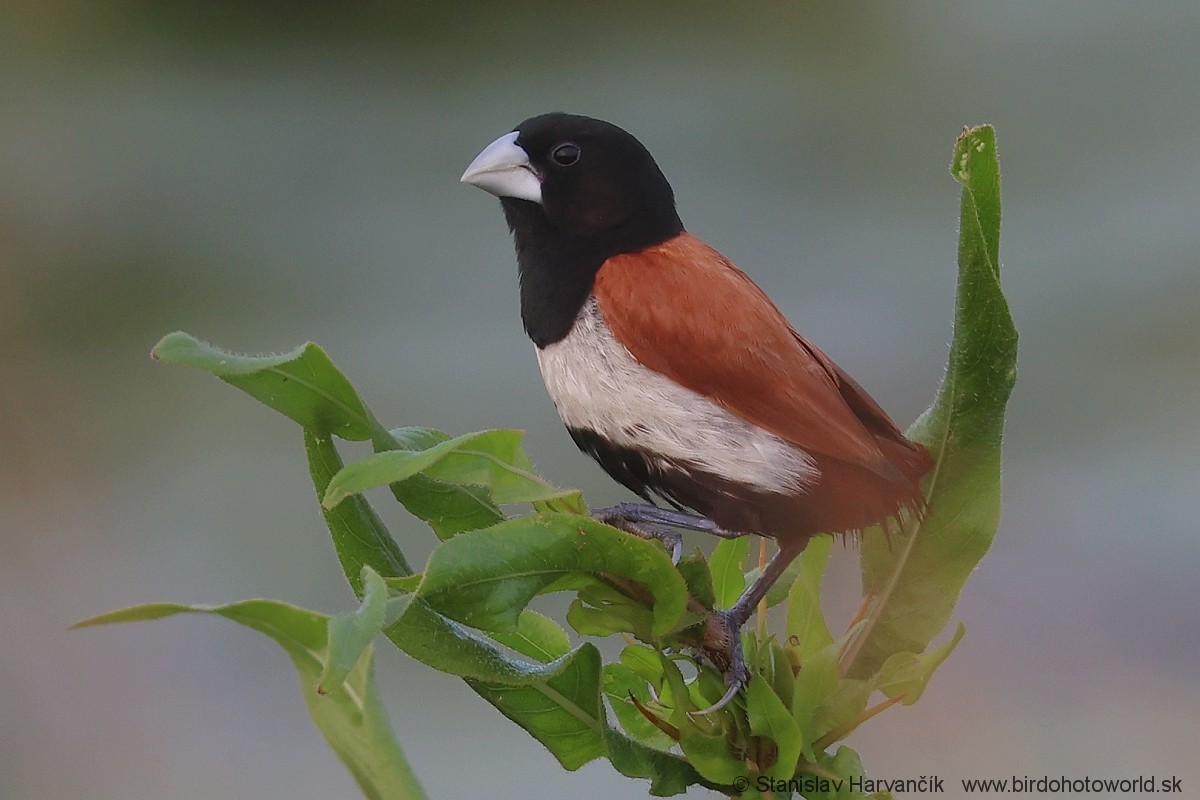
top-left (690, 609), bottom-right (750, 715)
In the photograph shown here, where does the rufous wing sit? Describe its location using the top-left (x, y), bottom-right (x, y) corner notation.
top-left (593, 233), bottom-right (927, 487)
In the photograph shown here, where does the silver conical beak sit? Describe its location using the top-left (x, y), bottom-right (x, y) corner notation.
top-left (460, 131), bottom-right (543, 204)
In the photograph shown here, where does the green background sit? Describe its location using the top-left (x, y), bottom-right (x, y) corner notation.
top-left (3, 3), bottom-right (1197, 798)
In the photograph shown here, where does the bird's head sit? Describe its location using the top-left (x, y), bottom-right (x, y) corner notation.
top-left (461, 113), bottom-right (683, 257)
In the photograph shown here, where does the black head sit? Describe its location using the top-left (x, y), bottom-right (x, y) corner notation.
top-left (462, 113), bottom-right (685, 345)
top-left (463, 113), bottom-right (683, 254)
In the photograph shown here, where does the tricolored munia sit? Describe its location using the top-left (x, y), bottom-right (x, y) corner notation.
top-left (461, 113), bottom-right (931, 712)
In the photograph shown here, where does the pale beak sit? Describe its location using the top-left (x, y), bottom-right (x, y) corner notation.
top-left (460, 131), bottom-right (543, 204)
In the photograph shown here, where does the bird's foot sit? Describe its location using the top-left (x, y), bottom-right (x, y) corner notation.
top-left (593, 502), bottom-right (742, 538)
top-left (594, 509), bottom-right (684, 563)
top-left (594, 502), bottom-right (745, 563)
top-left (690, 608), bottom-right (750, 715)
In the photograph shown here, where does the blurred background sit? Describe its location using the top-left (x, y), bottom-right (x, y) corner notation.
top-left (3, 2), bottom-right (1198, 798)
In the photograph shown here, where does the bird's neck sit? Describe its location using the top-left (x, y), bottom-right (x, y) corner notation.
top-left (502, 198), bottom-right (682, 348)
top-left (503, 201), bottom-right (601, 347)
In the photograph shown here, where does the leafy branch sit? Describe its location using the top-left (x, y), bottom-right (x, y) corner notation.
top-left (76, 125), bottom-right (1015, 798)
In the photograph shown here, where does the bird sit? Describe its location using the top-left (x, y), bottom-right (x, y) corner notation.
top-left (460, 112), bottom-right (932, 712)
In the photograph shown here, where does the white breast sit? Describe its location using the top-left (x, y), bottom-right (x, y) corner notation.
top-left (535, 298), bottom-right (817, 494)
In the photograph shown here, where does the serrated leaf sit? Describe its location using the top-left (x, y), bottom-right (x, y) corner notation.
top-left (746, 677), bottom-right (803, 781)
top-left (75, 598), bottom-right (426, 800)
top-left (567, 587), bottom-right (657, 640)
top-left (159, 332), bottom-right (502, 543)
top-left (468, 642), bottom-right (607, 770)
top-left (818, 745), bottom-right (876, 800)
top-left (308, 426), bottom-right (618, 771)
top-left (379, 425), bottom-right (506, 540)
top-left (676, 552), bottom-right (716, 610)
top-left (605, 726), bottom-right (711, 796)
top-left (678, 725), bottom-right (743, 785)
top-left (754, 552), bottom-right (806, 609)
top-left (380, 600), bottom-right (574, 685)
top-left (382, 595), bottom-right (614, 770)
top-left (306, 431), bottom-right (412, 587)
top-left (812, 678), bottom-right (871, 747)
top-left (747, 636), bottom-right (795, 715)
top-left (786, 536), bottom-right (834, 662)
top-left (849, 125), bottom-right (1016, 677)
top-left (790, 643), bottom-right (839, 761)
top-left (872, 622), bottom-right (965, 705)
top-left (620, 644), bottom-right (667, 688)
top-left (324, 429), bottom-right (583, 513)
top-left (323, 430), bottom-right (518, 507)
top-left (320, 567), bottom-right (390, 692)
top-left (603, 662), bottom-right (677, 750)
top-left (414, 514), bottom-right (687, 637)
top-left (152, 333), bottom-right (378, 441)
top-left (489, 610), bottom-right (572, 662)
top-left (417, 427), bottom-right (585, 514)
top-left (710, 537), bottom-right (749, 609)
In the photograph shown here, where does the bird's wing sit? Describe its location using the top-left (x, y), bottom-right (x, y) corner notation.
top-left (594, 232), bottom-right (907, 483)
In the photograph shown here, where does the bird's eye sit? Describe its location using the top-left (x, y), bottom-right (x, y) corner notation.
top-left (551, 142), bottom-right (581, 166)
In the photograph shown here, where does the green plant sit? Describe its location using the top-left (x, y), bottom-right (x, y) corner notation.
top-left (76, 125), bottom-right (1015, 799)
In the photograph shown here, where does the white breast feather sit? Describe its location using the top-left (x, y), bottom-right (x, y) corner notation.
top-left (535, 298), bottom-right (817, 494)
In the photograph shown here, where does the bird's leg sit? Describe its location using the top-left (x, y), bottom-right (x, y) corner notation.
top-left (595, 502), bottom-right (810, 715)
top-left (692, 539), bottom-right (808, 715)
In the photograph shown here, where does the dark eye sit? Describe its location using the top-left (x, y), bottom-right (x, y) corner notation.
top-left (551, 142), bottom-right (581, 166)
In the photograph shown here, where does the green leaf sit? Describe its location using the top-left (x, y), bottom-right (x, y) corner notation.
top-left (756, 553), bottom-right (806, 609)
top-left (848, 125), bottom-right (1016, 677)
top-left (812, 678), bottom-right (871, 747)
top-left (604, 727), bottom-right (709, 797)
top-left (156, 334), bottom-right (504, 542)
top-left (306, 430), bottom-right (412, 586)
top-left (678, 725), bottom-right (743, 785)
top-left (380, 592), bottom-right (615, 770)
top-left (872, 622), bottom-right (965, 705)
top-left (620, 644), bottom-right (667, 688)
top-left (815, 745), bottom-right (878, 800)
top-left (489, 610), bottom-right (572, 662)
top-left (567, 582), bottom-right (658, 640)
top-left (791, 643), bottom-right (840, 759)
top-left (152, 332), bottom-right (378, 441)
top-left (745, 677), bottom-right (803, 781)
top-left (381, 599), bottom-right (575, 685)
top-left (310, 426), bottom-right (578, 686)
top-left (399, 613), bottom-right (611, 770)
top-left (676, 552), bottom-right (716, 610)
top-left (325, 429), bottom-right (584, 513)
top-left (414, 427), bottom-right (585, 514)
top-left (320, 567), bottom-right (390, 693)
top-left (74, 596), bottom-right (426, 800)
top-left (710, 536), bottom-right (749, 609)
top-left (324, 430), bottom-right (516, 507)
top-left (785, 536), bottom-right (834, 662)
top-left (603, 662), bottom-right (676, 750)
top-left (747, 636), bottom-right (796, 717)
top-left (414, 514), bottom-right (688, 637)
top-left (374, 427), bottom-right (507, 540)
top-left (468, 643), bottom-right (607, 770)
top-left (309, 426), bottom-right (615, 772)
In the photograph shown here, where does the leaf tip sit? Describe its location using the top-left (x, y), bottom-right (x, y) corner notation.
top-left (950, 123), bottom-right (996, 184)
top-left (151, 331), bottom-right (191, 362)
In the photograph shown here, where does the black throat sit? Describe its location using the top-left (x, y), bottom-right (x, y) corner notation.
top-left (503, 198), bottom-right (682, 347)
